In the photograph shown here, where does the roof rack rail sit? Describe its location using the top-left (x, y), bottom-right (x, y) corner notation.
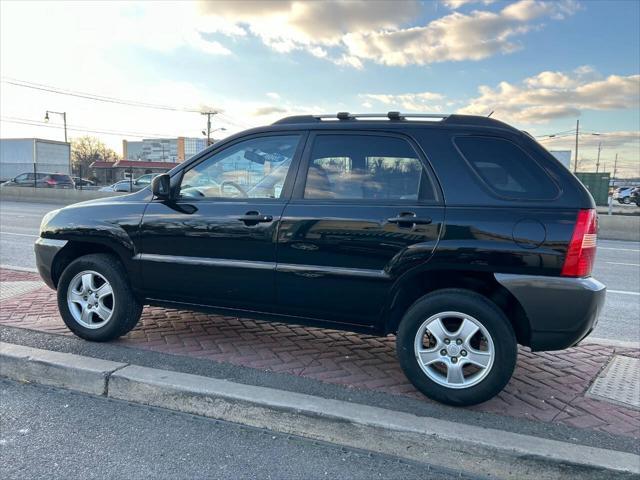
top-left (316, 112), bottom-right (450, 121)
top-left (273, 111), bottom-right (450, 125)
top-left (272, 112), bottom-right (510, 129)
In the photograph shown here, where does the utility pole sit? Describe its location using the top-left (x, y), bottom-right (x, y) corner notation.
top-left (573, 119), bottom-right (579, 173)
top-left (201, 111), bottom-right (218, 146)
top-left (595, 142), bottom-right (602, 173)
top-left (613, 153), bottom-right (618, 180)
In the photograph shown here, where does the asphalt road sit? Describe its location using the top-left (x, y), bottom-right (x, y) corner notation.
top-left (1, 200), bottom-right (638, 342)
top-left (0, 379), bottom-right (471, 480)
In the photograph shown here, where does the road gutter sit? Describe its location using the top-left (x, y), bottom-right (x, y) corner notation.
top-left (1, 341), bottom-right (637, 480)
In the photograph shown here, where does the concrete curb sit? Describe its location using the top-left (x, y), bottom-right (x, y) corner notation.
top-left (587, 337), bottom-right (640, 349)
top-left (0, 342), bottom-right (126, 395)
top-left (0, 265), bottom-right (38, 273)
top-left (1, 342), bottom-right (638, 479)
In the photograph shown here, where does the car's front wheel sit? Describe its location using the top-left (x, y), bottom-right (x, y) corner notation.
top-left (57, 253), bottom-right (143, 342)
top-left (396, 289), bottom-right (517, 406)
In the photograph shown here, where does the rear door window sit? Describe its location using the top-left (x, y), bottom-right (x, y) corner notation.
top-left (454, 136), bottom-right (559, 200)
top-left (303, 134), bottom-right (437, 202)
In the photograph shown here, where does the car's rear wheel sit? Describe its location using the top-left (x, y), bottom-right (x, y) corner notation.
top-left (57, 253), bottom-right (142, 342)
top-left (396, 289), bottom-right (517, 406)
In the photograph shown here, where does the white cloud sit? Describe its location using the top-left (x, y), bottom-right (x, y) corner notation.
top-left (266, 92), bottom-right (281, 100)
top-left (459, 67), bottom-right (640, 122)
top-left (342, 1), bottom-right (579, 66)
top-left (253, 105), bottom-right (288, 116)
top-left (198, 0), bottom-right (421, 47)
top-left (442, 0), bottom-right (496, 10)
top-left (360, 92), bottom-right (445, 111)
top-left (194, 0), bottom-right (577, 68)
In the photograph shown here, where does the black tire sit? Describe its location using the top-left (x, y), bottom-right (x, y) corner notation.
top-left (623, 197), bottom-right (631, 204)
top-left (57, 253), bottom-right (143, 342)
top-left (396, 289), bottom-right (517, 407)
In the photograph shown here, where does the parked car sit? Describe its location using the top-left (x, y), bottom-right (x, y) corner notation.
top-left (613, 186), bottom-right (636, 204)
top-left (72, 177), bottom-right (96, 188)
top-left (132, 173), bottom-right (158, 187)
top-left (35, 112), bottom-right (605, 406)
top-left (99, 180), bottom-right (134, 192)
top-left (99, 174), bottom-right (159, 192)
top-left (2, 172), bottom-right (74, 189)
top-left (629, 186), bottom-right (640, 207)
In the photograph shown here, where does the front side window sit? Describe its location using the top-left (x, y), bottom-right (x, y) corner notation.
top-left (180, 135), bottom-right (300, 199)
top-left (454, 136), bottom-right (559, 200)
top-left (303, 135), bottom-right (435, 201)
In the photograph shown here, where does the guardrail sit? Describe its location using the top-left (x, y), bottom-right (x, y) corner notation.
top-left (0, 186), bottom-right (124, 204)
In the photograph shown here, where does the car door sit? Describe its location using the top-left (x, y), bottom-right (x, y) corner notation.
top-left (276, 131), bottom-right (444, 327)
top-left (13, 173), bottom-right (30, 186)
top-left (137, 132), bottom-right (306, 311)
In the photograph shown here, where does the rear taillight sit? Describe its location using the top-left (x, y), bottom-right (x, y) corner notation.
top-left (45, 179), bottom-right (57, 185)
top-left (561, 209), bottom-right (598, 277)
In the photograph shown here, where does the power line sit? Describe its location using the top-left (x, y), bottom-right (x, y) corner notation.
top-left (1, 116), bottom-right (181, 139)
top-left (2, 77), bottom-right (204, 113)
top-left (2, 77), bottom-right (251, 128)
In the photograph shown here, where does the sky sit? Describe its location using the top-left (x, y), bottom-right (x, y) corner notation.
top-left (1, 0), bottom-right (638, 177)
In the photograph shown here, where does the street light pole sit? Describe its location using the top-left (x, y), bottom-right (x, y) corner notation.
top-left (45, 110), bottom-right (67, 142)
top-left (45, 110), bottom-right (70, 174)
top-left (595, 142), bottom-right (602, 173)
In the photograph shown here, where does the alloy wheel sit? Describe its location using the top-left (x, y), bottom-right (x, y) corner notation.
top-left (66, 270), bottom-right (115, 329)
top-left (413, 311), bottom-right (495, 389)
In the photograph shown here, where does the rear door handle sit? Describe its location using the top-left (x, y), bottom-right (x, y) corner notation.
top-left (238, 212), bottom-right (273, 224)
top-left (387, 213), bottom-right (432, 226)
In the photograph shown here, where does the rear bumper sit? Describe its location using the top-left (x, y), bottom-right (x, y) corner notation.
top-left (34, 237), bottom-right (67, 289)
top-left (495, 273), bottom-right (606, 351)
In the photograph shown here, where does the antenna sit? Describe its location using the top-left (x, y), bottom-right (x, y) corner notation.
top-left (487, 111), bottom-right (494, 118)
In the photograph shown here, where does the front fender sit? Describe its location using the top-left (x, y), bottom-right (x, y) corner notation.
top-left (39, 198), bottom-right (148, 277)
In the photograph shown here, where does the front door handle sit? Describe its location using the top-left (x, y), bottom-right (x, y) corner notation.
top-left (238, 211), bottom-right (273, 224)
top-left (387, 213), bottom-right (432, 226)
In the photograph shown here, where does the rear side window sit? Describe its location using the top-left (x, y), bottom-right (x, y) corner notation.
top-left (454, 136), bottom-right (559, 200)
top-left (303, 134), bottom-right (436, 201)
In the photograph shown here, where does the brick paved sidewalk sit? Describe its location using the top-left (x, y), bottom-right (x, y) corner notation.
top-left (1, 267), bottom-right (638, 438)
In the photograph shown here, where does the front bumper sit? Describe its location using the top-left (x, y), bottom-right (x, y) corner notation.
top-left (495, 273), bottom-right (606, 351)
top-left (34, 237), bottom-right (67, 289)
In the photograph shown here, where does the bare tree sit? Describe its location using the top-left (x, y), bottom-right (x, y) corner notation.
top-left (71, 136), bottom-right (119, 177)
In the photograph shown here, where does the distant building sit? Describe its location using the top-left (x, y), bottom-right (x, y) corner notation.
top-left (0, 138), bottom-right (70, 182)
top-left (122, 137), bottom-right (208, 163)
top-left (549, 150), bottom-right (572, 170)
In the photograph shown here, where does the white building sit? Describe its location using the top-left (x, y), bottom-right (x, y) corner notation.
top-left (0, 138), bottom-right (71, 182)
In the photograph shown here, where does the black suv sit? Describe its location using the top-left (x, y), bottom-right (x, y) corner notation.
top-left (35, 112), bottom-right (605, 406)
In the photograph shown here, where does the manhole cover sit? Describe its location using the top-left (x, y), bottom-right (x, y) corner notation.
top-left (0, 281), bottom-right (44, 301)
top-left (588, 355), bottom-right (640, 409)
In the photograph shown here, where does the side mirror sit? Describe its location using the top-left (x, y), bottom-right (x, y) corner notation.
top-left (151, 173), bottom-right (171, 200)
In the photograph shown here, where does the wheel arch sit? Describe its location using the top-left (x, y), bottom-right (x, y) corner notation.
top-left (383, 269), bottom-right (532, 347)
top-left (50, 240), bottom-right (128, 289)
